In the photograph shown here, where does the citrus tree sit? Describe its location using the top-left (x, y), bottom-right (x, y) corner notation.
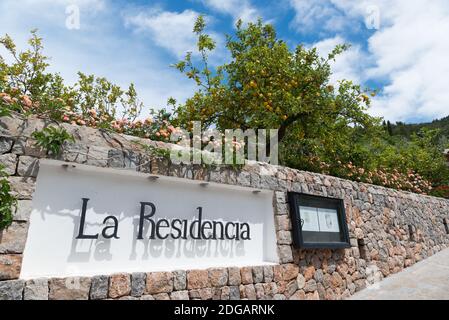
top-left (172, 17), bottom-right (379, 170)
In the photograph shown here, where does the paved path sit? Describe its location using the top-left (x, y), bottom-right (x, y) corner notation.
top-left (350, 248), bottom-right (449, 300)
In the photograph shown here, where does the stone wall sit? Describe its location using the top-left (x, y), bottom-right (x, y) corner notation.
top-left (1, 115), bottom-right (449, 300)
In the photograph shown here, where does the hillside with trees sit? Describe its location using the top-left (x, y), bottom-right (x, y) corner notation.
top-left (384, 117), bottom-right (449, 138)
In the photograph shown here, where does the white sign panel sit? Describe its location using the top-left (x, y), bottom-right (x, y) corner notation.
top-left (298, 206), bottom-right (340, 233)
top-left (21, 160), bottom-right (278, 279)
top-left (299, 206), bottom-right (320, 232)
top-left (317, 208), bottom-right (340, 233)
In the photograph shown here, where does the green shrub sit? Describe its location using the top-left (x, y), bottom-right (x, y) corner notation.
top-left (0, 165), bottom-right (16, 230)
top-left (32, 126), bottom-right (75, 155)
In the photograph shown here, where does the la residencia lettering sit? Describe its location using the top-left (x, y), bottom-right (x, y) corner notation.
top-left (76, 198), bottom-right (251, 241)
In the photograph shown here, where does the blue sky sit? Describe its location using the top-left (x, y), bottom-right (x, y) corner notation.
top-left (1, 0), bottom-right (449, 123)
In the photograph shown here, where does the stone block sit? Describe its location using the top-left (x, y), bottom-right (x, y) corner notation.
top-left (131, 272), bottom-right (146, 297)
top-left (236, 171), bottom-right (251, 187)
top-left (304, 279), bottom-right (317, 293)
top-left (124, 151), bottom-right (139, 169)
top-left (278, 245), bottom-right (293, 263)
top-left (254, 283), bottom-right (265, 299)
top-left (86, 146), bottom-right (109, 167)
top-left (263, 265), bottom-right (273, 283)
top-left (187, 270), bottom-right (209, 289)
top-left (275, 202), bottom-right (288, 216)
top-left (275, 215), bottom-right (291, 231)
top-left (90, 275), bottom-right (109, 300)
top-left (296, 274), bottom-right (306, 289)
top-left (282, 264), bottom-right (299, 281)
top-left (0, 221), bottom-right (29, 254)
top-left (12, 138), bottom-right (46, 157)
top-left (286, 280), bottom-right (298, 298)
top-left (49, 277), bottom-right (91, 300)
top-left (0, 116), bottom-right (26, 137)
top-left (60, 143), bottom-right (88, 163)
top-left (229, 286), bottom-right (240, 300)
top-left (8, 177), bottom-right (36, 199)
top-left (107, 149), bottom-right (125, 168)
top-left (109, 273), bottom-right (131, 298)
top-left (331, 272), bottom-right (344, 288)
top-left (240, 267), bottom-right (253, 284)
top-left (228, 267), bottom-right (241, 286)
top-left (208, 268), bottom-right (228, 287)
top-left (0, 279), bottom-right (24, 300)
top-left (0, 137), bottom-right (13, 154)
top-left (17, 156), bottom-right (39, 177)
top-left (273, 265), bottom-right (283, 282)
top-left (262, 282), bottom-right (278, 298)
top-left (220, 286), bottom-right (230, 300)
top-left (252, 266), bottom-right (264, 283)
top-left (153, 293), bottom-right (170, 300)
top-left (24, 278), bottom-right (48, 300)
top-left (14, 200), bottom-right (32, 222)
top-left (189, 288), bottom-right (213, 300)
top-left (118, 296), bottom-right (138, 300)
top-left (277, 230), bottom-right (292, 245)
top-left (289, 290), bottom-right (306, 300)
top-left (244, 284), bottom-right (257, 300)
top-left (146, 272), bottom-right (173, 294)
top-left (170, 290), bottom-right (189, 300)
top-left (0, 254), bottom-right (22, 280)
top-left (0, 153), bottom-right (17, 175)
top-left (173, 270), bottom-right (187, 291)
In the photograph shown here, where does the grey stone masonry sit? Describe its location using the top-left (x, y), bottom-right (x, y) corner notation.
top-left (17, 156), bottom-right (39, 177)
top-left (173, 270), bottom-right (187, 291)
top-left (0, 222), bottom-right (28, 254)
top-left (14, 200), bottom-right (33, 222)
top-left (90, 275), bottom-right (109, 300)
top-left (0, 137), bottom-right (13, 154)
top-left (1, 115), bottom-right (449, 300)
top-left (24, 278), bottom-right (49, 300)
top-left (0, 153), bottom-right (17, 175)
top-left (0, 280), bottom-right (25, 300)
top-left (49, 277), bottom-right (91, 300)
top-left (131, 272), bottom-right (146, 297)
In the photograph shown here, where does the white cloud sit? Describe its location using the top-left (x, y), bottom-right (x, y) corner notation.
top-left (312, 36), bottom-right (366, 86)
top-left (201, 0), bottom-right (261, 24)
top-left (124, 9), bottom-right (201, 59)
top-left (0, 0), bottom-right (197, 116)
top-left (289, 0), bottom-right (352, 34)
top-left (362, 0), bottom-right (449, 122)
top-left (123, 8), bottom-right (227, 66)
top-left (290, 0), bottom-right (449, 122)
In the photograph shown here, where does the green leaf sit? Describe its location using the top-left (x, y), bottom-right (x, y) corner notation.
top-left (32, 126), bottom-right (75, 155)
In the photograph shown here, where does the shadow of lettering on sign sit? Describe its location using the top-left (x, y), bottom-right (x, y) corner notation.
top-left (129, 215), bottom-right (246, 260)
top-left (35, 199), bottom-right (247, 264)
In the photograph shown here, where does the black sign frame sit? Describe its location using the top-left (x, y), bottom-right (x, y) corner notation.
top-left (287, 192), bottom-right (350, 249)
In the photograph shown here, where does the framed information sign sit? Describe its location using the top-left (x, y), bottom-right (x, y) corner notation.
top-left (287, 192), bottom-right (350, 249)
